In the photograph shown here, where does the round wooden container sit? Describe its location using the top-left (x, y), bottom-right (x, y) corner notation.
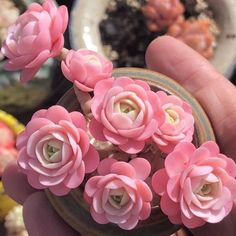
top-left (46, 68), bottom-right (215, 236)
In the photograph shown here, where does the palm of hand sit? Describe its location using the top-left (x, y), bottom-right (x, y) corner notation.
top-left (3, 36), bottom-right (236, 236)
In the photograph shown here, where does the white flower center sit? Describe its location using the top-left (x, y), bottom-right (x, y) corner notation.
top-left (197, 181), bottom-right (219, 198)
top-left (84, 55), bottom-right (101, 66)
top-left (198, 183), bottom-right (212, 196)
top-left (119, 98), bottom-right (140, 114)
top-left (165, 109), bottom-right (179, 124)
top-left (108, 188), bottom-right (129, 209)
top-left (43, 140), bottom-right (62, 163)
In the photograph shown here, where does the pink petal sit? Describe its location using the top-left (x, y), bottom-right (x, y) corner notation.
top-left (189, 203), bottom-right (211, 218)
top-left (118, 215), bottom-right (139, 230)
top-left (20, 66), bottom-right (41, 83)
top-left (168, 213), bottom-right (182, 224)
top-left (119, 139), bottom-right (145, 154)
top-left (85, 176), bottom-right (101, 197)
top-left (97, 158), bottom-right (117, 175)
top-left (26, 118), bottom-right (52, 135)
top-left (167, 174), bottom-right (181, 202)
top-left (174, 142), bottom-right (196, 156)
top-left (152, 169), bottom-right (169, 196)
top-left (63, 162), bottom-right (85, 188)
top-left (134, 79), bottom-right (150, 91)
top-left (136, 180), bottom-right (153, 202)
top-left (38, 173), bottom-right (67, 186)
top-left (110, 113), bottom-right (132, 130)
top-left (110, 161), bottom-right (136, 178)
top-left (69, 111), bottom-right (87, 130)
top-left (91, 208), bottom-right (109, 224)
top-left (103, 129), bottom-right (128, 145)
top-left (183, 177), bottom-right (197, 206)
top-left (89, 119), bottom-right (107, 141)
top-left (26, 49), bottom-right (50, 68)
top-left (27, 172), bottom-right (45, 189)
top-left (92, 189), bottom-right (104, 214)
top-left (180, 195), bottom-right (194, 219)
top-left (93, 78), bottom-right (114, 97)
top-left (129, 158), bottom-right (151, 180)
top-left (189, 165), bottom-right (213, 177)
top-left (74, 80), bottom-right (92, 92)
top-left (190, 147), bottom-right (211, 165)
top-left (113, 76), bottom-right (134, 87)
top-left (160, 192), bottom-right (180, 216)
top-left (117, 126), bottom-right (144, 139)
top-left (137, 119), bottom-right (158, 141)
top-left (83, 145), bottom-right (100, 173)
top-left (106, 212), bottom-right (131, 224)
top-left (31, 109), bottom-right (47, 119)
top-left (208, 202), bottom-right (233, 223)
top-left (46, 105), bottom-right (71, 123)
top-left (181, 213), bottom-right (205, 229)
top-left (139, 202), bottom-right (151, 220)
top-left (165, 150), bottom-right (190, 178)
top-left (49, 184), bottom-right (71, 196)
top-left (201, 141), bottom-right (219, 156)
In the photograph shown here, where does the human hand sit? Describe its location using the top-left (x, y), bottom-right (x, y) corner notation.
top-left (146, 36), bottom-right (236, 236)
top-left (3, 35), bottom-right (236, 236)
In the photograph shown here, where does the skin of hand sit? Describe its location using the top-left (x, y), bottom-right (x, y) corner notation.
top-left (2, 36), bottom-right (236, 236)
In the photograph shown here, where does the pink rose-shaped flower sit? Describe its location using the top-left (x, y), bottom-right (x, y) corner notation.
top-left (1, 0), bottom-right (68, 82)
top-left (0, 122), bottom-right (15, 148)
top-left (152, 141), bottom-right (236, 228)
top-left (152, 91), bottom-right (194, 153)
top-left (61, 49), bottom-right (113, 92)
top-left (84, 158), bottom-right (152, 230)
top-left (17, 105), bottom-right (99, 196)
top-left (142, 0), bottom-right (184, 32)
top-left (89, 77), bottom-right (165, 154)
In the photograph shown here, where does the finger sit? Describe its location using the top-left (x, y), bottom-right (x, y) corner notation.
top-left (2, 161), bottom-right (37, 204)
top-left (145, 36), bottom-right (236, 159)
top-left (23, 192), bottom-right (79, 236)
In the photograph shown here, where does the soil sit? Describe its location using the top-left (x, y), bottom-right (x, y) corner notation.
top-left (99, 0), bottom-right (215, 68)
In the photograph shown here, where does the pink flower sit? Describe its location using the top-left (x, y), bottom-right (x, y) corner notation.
top-left (89, 77), bottom-right (165, 154)
top-left (0, 146), bottom-right (17, 176)
top-left (0, 122), bottom-right (15, 148)
top-left (17, 105), bottom-right (99, 196)
top-left (152, 141), bottom-right (236, 228)
top-left (61, 49), bottom-right (113, 92)
top-left (152, 91), bottom-right (194, 153)
top-left (84, 158), bottom-right (152, 230)
top-left (1, 0), bottom-right (68, 82)
top-left (142, 0), bottom-right (184, 32)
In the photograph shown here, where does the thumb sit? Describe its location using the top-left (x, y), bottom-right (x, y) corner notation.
top-left (145, 36), bottom-right (236, 159)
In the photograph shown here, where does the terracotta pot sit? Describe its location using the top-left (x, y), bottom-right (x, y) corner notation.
top-left (46, 68), bottom-right (215, 236)
top-left (69, 0), bottom-right (236, 78)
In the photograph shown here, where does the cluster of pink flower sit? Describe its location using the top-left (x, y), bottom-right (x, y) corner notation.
top-left (1, 0), bottom-right (236, 231)
top-left (142, 0), bottom-right (216, 59)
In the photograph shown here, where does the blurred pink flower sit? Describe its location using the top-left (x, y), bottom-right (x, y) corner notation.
top-left (17, 105), bottom-right (99, 196)
top-left (61, 49), bottom-right (113, 92)
top-left (89, 77), bottom-right (165, 154)
top-left (1, 0), bottom-right (68, 82)
top-left (0, 146), bottom-right (17, 176)
top-left (84, 158), bottom-right (152, 230)
top-left (152, 141), bottom-right (236, 228)
top-left (142, 0), bottom-right (184, 32)
top-left (0, 122), bottom-right (15, 148)
top-left (167, 19), bottom-right (215, 59)
top-left (152, 91), bottom-right (194, 153)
